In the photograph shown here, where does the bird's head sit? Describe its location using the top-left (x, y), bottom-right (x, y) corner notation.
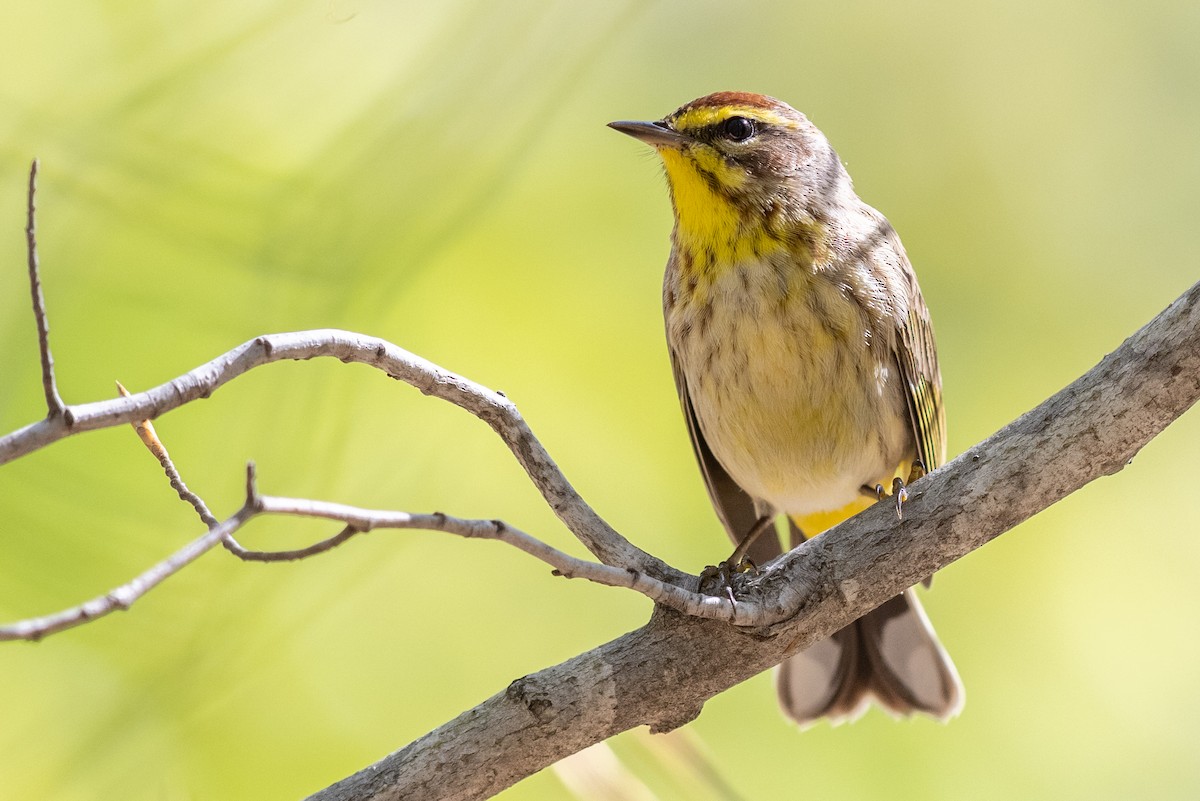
top-left (610, 92), bottom-right (847, 257)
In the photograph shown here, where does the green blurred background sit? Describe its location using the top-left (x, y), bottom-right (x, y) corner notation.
top-left (2, 1), bottom-right (1198, 799)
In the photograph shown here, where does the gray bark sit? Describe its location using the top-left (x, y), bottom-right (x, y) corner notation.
top-left (307, 281), bottom-right (1200, 801)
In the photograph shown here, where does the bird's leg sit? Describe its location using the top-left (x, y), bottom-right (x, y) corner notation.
top-left (699, 515), bottom-right (774, 599)
top-left (727, 514), bottom-right (775, 570)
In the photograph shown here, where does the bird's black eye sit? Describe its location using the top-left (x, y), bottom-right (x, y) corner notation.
top-left (721, 116), bottom-right (755, 142)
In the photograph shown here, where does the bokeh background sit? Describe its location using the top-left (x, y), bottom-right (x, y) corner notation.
top-left (2, 2), bottom-right (1199, 799)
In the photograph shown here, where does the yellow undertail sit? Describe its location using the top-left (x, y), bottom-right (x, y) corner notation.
top-left (790, 458), bottom-right (912, 539)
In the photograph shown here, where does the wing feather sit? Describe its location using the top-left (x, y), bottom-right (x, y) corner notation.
top-left (892, 257), bottom-right (946, 473)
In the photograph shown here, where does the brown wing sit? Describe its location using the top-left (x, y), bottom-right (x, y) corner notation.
top-left (668, 346), bottom-right (782, 567)
top-left (892, 257), bottom-right (946, 473)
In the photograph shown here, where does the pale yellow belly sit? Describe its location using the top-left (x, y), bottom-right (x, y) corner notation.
top-left (670, 266), bottom-right (911, 516)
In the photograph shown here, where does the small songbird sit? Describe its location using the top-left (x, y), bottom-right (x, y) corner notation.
top-left (610, 92), bottom-right (963, 725)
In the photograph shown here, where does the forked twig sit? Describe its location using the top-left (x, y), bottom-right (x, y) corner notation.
top-left (240, 469), bottom-right (748, 616)
top-left (112, 382), bottom-right (624, 571)
top-left (0, 464), bottom-right (756, 642)
top-left (0, 329), bottom-right (685, 586)
top-left (116, 380), bottom-right (262, 557)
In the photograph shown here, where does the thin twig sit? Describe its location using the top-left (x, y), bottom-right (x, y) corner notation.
top-left (110, 387), bottom-right (570, 570)
top-left (25, 159), bottom-right (65, 419)
top-left (240, 483), bottom-right (750, 620)
top-left (232, 463), bottom-right (367, 562)
top-left (0, 330), bottom-right (684, 584)
top-left (116, 380), bottom-right (260, 556)
top-left (0, 464), bottom-right (752, 642)
top-left (228, 524), bottom-right (362, 561)
top-left (10, 202), bottom-right (668, 577)
top-left (0, 509), bottom-right (249, 642)
top-left (244, 493), bottom-right (749, 621)
top-left (116, 380), bottom-right (218, 527)
top-left (0, 465), bottom-right (260, 641)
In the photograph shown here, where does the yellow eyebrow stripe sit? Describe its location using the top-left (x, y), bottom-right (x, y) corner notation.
top-left (671, 105), bottom-right (797, 131)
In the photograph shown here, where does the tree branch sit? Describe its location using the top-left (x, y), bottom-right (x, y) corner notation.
top-left (0, 509), bottom-right (249, 641)
top-left (244, 494), bottom-right (748, 617)
top-left (115, 380), bottom-right (220, 527)
top-left (7, 165), bottom-right (1199, 799)
top-left (0, 330), bottom-right (683, 584)
top-left (304, 281), bottom-right (1200, 801)
top-left (0, 462), bottom-right (756, 641)
top-left (114, 379), bottom-right (272, 559)
top-left (7, 188), bottom-right (671, 578)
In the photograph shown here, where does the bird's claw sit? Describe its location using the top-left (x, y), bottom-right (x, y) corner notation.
top-left (698, 558), bottom-right (758, 605)
top-left (876, 476), bottom-right (910, 520)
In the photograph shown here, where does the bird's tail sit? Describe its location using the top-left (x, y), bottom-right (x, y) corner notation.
top-left (774, 508), bottom-right (963, 726)
top-left (775, 588), bottom-right (963, 726)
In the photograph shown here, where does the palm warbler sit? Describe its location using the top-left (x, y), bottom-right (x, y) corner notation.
top-left (610, 92), bottom-right (962, 725)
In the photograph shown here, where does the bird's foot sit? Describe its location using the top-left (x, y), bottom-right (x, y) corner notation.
top-left (698, 558), bottom-right (758, 606)
top-left (875, 476), bottom-right (910, 520)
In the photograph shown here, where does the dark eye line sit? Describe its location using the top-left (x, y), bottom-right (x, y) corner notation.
top-left (671, 118), bottom-right (764, 143)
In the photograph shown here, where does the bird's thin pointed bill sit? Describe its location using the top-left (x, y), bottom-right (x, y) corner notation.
top-left (608, 120), bottom-right (688, 147)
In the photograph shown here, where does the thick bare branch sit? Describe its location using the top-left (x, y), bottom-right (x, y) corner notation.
top-left (305, 281), bottom-right (1200, 801)
top-left (7, 167), bottom-right (1198, 796)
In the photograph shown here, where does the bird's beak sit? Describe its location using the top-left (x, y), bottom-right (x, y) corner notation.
top-left (608, 120), bottom-right (689, 148)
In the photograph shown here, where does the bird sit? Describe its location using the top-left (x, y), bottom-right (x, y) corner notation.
top-left (609, 92), bottom-right (963, 726)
